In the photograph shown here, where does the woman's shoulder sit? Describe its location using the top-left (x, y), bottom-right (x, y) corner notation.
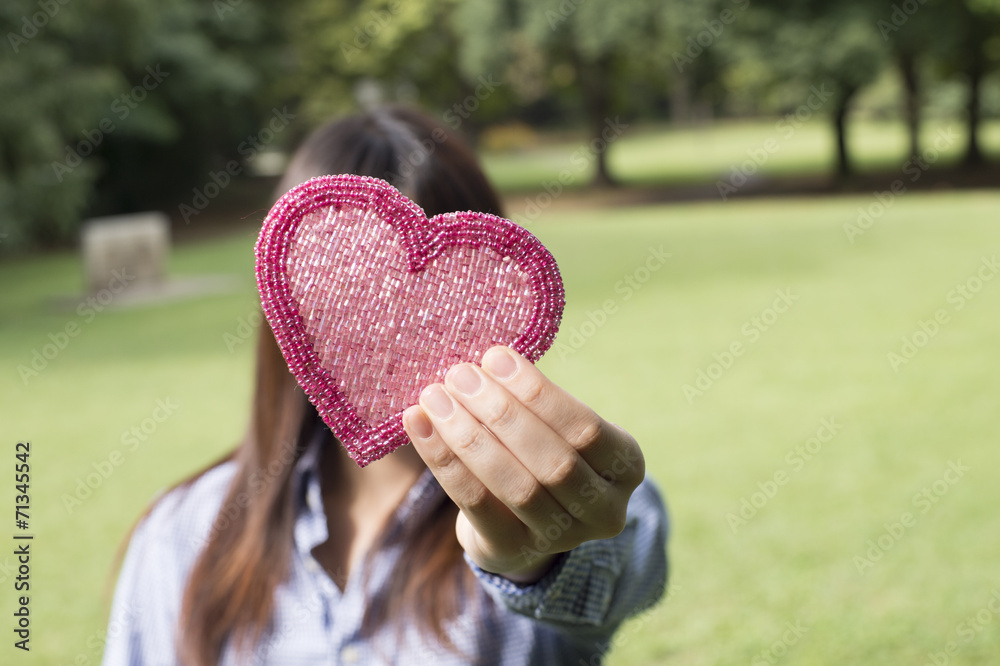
top-left (134, 458), bottom-right (240, 558)
top-left (103, 460), bottom-right (241, 663)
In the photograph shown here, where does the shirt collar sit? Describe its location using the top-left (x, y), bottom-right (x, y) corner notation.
top-left (292, 426), bottom-right (446, 555)
top-left (292, 426), bottom-right (328, 555)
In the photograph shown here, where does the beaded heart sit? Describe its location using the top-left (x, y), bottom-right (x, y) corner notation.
top-left (255, 175), bottom-right (564, 466)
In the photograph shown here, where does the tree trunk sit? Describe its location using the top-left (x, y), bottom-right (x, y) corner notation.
top-left (670, 74), bottom-right (693, 125)
top-left (833, 85), bottom-right (858, 179)
top-left (898, 51), bottom-right (920, 159)
top-left (964, 52), bottom-right (984, 167)
top-left (576, 52), bottom-right (618, 187)
top-left (589, 113), bottom-right (615, 186)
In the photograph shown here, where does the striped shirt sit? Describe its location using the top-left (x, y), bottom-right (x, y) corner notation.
top-left (102, 434), bottom-right (669, 665)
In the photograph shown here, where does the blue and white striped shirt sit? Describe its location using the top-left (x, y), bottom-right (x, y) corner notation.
top-left (102, 435), bottom-right (669, 665)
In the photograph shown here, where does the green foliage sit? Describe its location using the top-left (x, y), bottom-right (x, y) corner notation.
top-left (0, 4), bottom-right (120, 250)
top-left (0, 0), bottom-right (293, 252)
top-left (456, 0), bottom-right (666, 115)
top-left (2, 0), bottom-right (997, 253)
top-left (453, 0), bottom-right (669, 184)
top-left (723, 2), bottom-right (887, 104)
top-left (289, 0), bottom-right (477, 124)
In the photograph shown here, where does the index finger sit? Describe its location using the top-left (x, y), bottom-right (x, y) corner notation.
top-left (480, 346), bottom-right (642, 478)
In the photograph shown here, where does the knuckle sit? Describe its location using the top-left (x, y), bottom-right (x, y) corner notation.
top-left (518, 376), bottom-right (547, 409)
top-left (627, 449), bottom-right (646, 485)
top-left (461, 485), bottom-right (493, 514)
top-left (575, 477), bottom-right (610, 511)
top-left (426, 444), bottom-right (459, 471)
top-left (540, 455), bottom-right (579, 488)
top-left (482, 396), bottom-right (519, 433)
top-left (616, 440), bottom-right (646, 486)
top-left (569, 417), bottom-right (604, 451)
top-left (507, 478), bottom-right (546, 514)
top-left (451, 424), bottom-right (487, 455)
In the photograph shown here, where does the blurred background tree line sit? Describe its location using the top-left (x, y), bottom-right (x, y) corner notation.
top-left (1, 0), bottom-right (998, 252)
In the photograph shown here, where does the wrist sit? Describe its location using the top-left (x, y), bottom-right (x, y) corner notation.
top-left (474, 551), bottom-right (561, 585)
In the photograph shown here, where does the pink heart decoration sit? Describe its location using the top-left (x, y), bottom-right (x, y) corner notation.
top-left (255, 175), bottom-right (564, 466)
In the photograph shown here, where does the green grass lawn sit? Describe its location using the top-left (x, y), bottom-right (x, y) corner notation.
top-left (481, 117), bottom-right (1000, 191)
top-left (3, 189), bottom-right (1000, 664)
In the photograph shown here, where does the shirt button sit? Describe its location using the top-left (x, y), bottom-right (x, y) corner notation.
top-left (340, 645), bottom-right (360, 663)
top-left (305, 558), bottom-right (320, 574)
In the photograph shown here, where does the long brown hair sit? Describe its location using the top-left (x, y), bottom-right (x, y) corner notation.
top-left (177, 107), bottom-right (505, 664)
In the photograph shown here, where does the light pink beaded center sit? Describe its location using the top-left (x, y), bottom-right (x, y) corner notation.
top-left (255, 175), bottom-right (564, 466)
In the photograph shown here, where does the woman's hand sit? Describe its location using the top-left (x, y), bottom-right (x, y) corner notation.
top-left (402, 346), bottom-right (645, 584)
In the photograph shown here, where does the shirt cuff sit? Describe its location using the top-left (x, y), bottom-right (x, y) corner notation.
top-left (464, 536), bottom-right (625, 626)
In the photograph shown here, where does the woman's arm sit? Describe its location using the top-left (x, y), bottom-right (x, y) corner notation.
top-left (465, 475), bottom-right (668, 649)
top-left (402, 345), bottom-right (669, 643)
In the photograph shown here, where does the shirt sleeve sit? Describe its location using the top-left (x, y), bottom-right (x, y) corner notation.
top-left (102, 464), bottom-right (235, 666)
top-left (464, 475), bottom-right (669, 643)
top-left (101, 502), bottom-right (184, 666)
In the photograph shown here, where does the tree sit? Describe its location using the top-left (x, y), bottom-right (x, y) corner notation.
top-left (1, 5), bottom-right (121, 249)
top-left (948, 0), bottom-right (1000, 165)
top-left (740, 1), bottom-right (889, 178)
top-left (658, 1), bottom-right (736, 124)
top-left (288, 0), bottom-right (486, 126)
top-left (0, 0), bottom-right (294, 251)
top-left (455, 0), bottom-right (666, 186)
top-left (871, 0), bottom-right (951, 160)
top-left (874, 0), bottom-right (999, 165)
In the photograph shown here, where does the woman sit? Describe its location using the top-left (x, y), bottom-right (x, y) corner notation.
top-left (103, 106), bottom-right (668, 665)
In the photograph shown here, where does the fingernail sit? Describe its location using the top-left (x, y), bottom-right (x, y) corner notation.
top-left (422, 384), bottom-right (454, 419)
top-left (405, 407), bottom-right (434, 439)
top-left (483, 347), bottom-right (518, 380)
top-left (450, 365), bottom-right (482, 395)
